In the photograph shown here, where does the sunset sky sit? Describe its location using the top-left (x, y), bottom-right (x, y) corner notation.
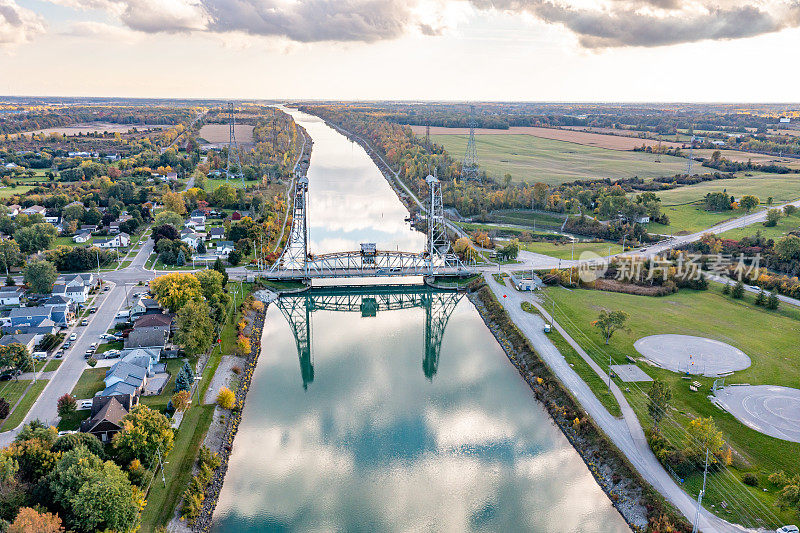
top-left (1, 0), bottom-right (799, 101)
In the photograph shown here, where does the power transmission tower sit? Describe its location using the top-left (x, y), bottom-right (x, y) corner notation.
top-left (226, 102), bottom-right (245, 188)
top-left (462, 107), bottom-right (479, 181)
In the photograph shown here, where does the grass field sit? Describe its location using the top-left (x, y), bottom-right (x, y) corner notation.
top-left (655, 173), bottom-right (800, 206)
top-left (431, 134), bottom-right (690, 185)
top-left (0, 380), bottom-right (34, 412)
top-left (649, 204), bottom-right (740, 235)
top-left (486, 209), bottom-right (566, 230)
top-left (693, 149), bottom-right (800, 169)
top-left (520, 240), bottom-right (623, 259)
top-left (0, 185), bottom-right (35, 198)
top-left (70, 368), bottom-right (107, 399)
top-left (718, 211), bottom-right (800, 240)
top-left (541, 285), bottom-right (800, 526)
top-left (1, 381), bottom-right (47, 430)
top-left (139, 404), bottom-right (215, 533)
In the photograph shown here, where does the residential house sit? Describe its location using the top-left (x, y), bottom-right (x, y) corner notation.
top-left (208, 227), bottom-right (225, 240)
top-left (0, 287), bottom-right (24, 306)
top-left (166, 172), bottom-right (178, 181)
top-left (216, 241), bottom-right (235, 258)
top-left (124, 327), bottom-right (167, 350)
top-left (104, 361), bottom-right (147, 394)
top-left (6, 205), bottom-right (19, 217)
top-left (181, 232), bottom-right (204, 251)
top-left (116, 347), bottom-right (161, 374)
top-left (22, 205), bottom-right (46, 216)
top-left (4, 318), bottom-right (58, 342)
top-left (80, 225), bottom-right (98, 233)
top-left (133, 313), bottom-right (174, 334)
top-left (52, 282), bottom-right (89, 304)
top-left (9, 306), bottom-right (52, 328)
top-left (94, 232), bottom-right (130, 248)
top-left (79, 397), bottom-right (129, 443)
top-left (130, 296), bottom-right (161, 317)
top-left (185, 218), bottom-right (205, 232)
top-left (0, 333), bottom-right (37, 352)
top-left (73, 231), bottom-right (91, 244)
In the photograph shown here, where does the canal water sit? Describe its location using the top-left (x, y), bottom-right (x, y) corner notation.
top-left (211, 109), bottom-right (630, 532)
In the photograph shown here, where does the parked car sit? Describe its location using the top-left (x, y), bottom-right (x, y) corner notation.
top-left (63, 341), bottom-right (71, 349)
top-left (0, 374), bottom-right (12, 381)
top-left (90, 307), bottom-right (97, 313)
top-left (103, 286), bottom-right (110, 292)
top-left (81, 319), bottom-right (89, 326)
top-left (69, 333), bottom-right (77, 341)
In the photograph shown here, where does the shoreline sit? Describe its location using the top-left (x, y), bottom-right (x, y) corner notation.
top-left (466, 281), bottom-right (690, 532)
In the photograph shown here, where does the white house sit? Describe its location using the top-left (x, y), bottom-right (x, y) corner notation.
top-left (780, 117), bottom-right (791, 124)
top-left (0, 287), bottom-right (24, 306)
top-left (22, 205), bottom-right (46, 216)
top-left (208, 227), bottom-right (225, 240)
top-left (181, 232), bottom-right (204, 250)
top-left (73, 231), bottom-right (91, 244)
top-left (94, 233), bottom-right (130, 249)
top-left (216, 241), bottom-right (235, 257)
top-left (6, 205), bottom-right (19, 217)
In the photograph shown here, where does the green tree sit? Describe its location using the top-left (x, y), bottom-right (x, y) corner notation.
top-left (23, 259), bottom-right (58, 294)
top-left (766, 292), bottom-right (780, 310)
top-left (14, 223), bottom-right (58, 254)
top-left (213, 257), bottom-right (228, 285)
top-left (69, 462), bottom-right (142, 533)
top-left (112, 405), bottom-right (174, 468)
top-left (175, 300), bottom-right (215, 356)
top-left (210, 183), bottom-right (237, 207)
top-left (685, 416), bottom-right (725, 464)
top-left (176, 249), bottom-right (185, 266)
top-left (592, 309), bottom-right (629, 345)
top-left (774, 235), bottom-right (800, 261)
top-left (731, 281), bottom-right (745, 299)
top-left (739, 194), bottom-right (759, 213)
top-left (754, 289), bottom-right (766, 306)
top-left (228, 249), bottom-right (242, 266)
top-left (52, 432), bottom-right (105, 458)
top-left (764, 208), bottom-right (782, 227)
top-left (153, 210), bottom-right (183, 229)
top-left (647, 379), bottom-right (672, 431)
top-left (0, 240), bottom-right (23, 277)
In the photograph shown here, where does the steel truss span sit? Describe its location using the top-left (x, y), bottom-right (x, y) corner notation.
top-left (267, 172), bottom-right (474, 280)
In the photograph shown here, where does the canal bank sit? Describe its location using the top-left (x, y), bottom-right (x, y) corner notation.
top-left (466, 278), bottom-right (690, 531)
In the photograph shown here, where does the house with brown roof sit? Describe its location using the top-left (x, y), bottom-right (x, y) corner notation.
top-left (80, 396), bottom-right (129, 443)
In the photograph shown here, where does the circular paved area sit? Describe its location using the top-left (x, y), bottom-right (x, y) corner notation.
top-left (633, 334), bottom-right (751, 376)
top-left (714, 385), bottom-right (800, 443)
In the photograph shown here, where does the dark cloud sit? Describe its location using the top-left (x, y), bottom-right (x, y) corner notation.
top-left (471, 0), bottom-right (800, 48)
top-left (0, 0), bottom-right (45, 45)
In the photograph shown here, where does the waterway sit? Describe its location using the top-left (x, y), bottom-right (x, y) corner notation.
top-left (211, 109), bottom-right (630, 532)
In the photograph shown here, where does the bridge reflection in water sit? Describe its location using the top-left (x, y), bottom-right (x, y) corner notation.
top-left (274, 285), bottom-right (464, 388)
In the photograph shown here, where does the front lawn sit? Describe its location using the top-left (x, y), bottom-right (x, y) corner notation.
top-left (1, 381), bottom-right (47, 430)
top-left (70, 368), bottom-right (107, 399)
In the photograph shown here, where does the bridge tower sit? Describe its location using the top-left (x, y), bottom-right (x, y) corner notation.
top-left (275, 175), bottom-right (309, 271)
top-left (425, 173), bottom-right (459, 267)
top-left (226, 102), bottom-right (246, 188)
top-left (462, 109), bottom-right (479, 181)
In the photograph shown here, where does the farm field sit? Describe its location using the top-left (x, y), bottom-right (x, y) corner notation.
top-left (654, 173), bottom-right (800, 205)
top-left (693, 149), bottom-right (800, 168)
top-left (561, 125), bottom-right (693, 143)
top-left (198, 124), bottom-right (254, 146)
top-left (430, 134), bottom-right (689, 185)
top-left (13, 122), bottom-right (168, 137)
top-left (0, 185), bottom-right (34, 198)
top-left (542, 285), bottom-right (800, 526)
top-left (486, 209), bottom-right (566, 230)
top-left (414, 125), bottom-right (685, 150)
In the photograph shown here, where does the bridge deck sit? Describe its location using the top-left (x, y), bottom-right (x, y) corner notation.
top-left (263, 266), bottom-right (472, 280)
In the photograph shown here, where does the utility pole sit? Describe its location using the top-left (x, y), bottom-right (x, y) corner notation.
top-left (692, 448), bottom-right (709, 533)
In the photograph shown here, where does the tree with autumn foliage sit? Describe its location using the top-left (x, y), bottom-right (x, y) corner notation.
top-left (8, 507), bottom-right (63, 533)
top-left (150, 272), bottom-right (203, 312)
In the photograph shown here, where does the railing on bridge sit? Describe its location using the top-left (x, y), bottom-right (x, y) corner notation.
top-left (265, 172), bottom-right (471, 280)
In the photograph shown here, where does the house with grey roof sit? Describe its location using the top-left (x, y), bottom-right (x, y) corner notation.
top-left (9, 306), bottom-right (52, 328)
top-left (124, 327), bottom-right (167, 350)
top-left (104, 361), bottom-right (147, 394)
top-left (0, 287), bottom-right (24, 306)
top-left (0, 333), bottom-right (37, 352)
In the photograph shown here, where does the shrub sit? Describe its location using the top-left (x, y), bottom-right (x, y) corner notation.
top-left (180, 447), bottom-right (221, 524)
top-left (216, 387), bottom-right (235, 409)
top-left (731, 281), bottom-right (745, 299)
top-left (0, 398), bottom-right (9, 419)
top-left (231, 365), bottom-right (242, 375)
top-left (87, 356), bottom-right (97, 368)
top-left (742, 473), bottom-right (759, 487)
top-left (236, 336), bottom-right (251, 357)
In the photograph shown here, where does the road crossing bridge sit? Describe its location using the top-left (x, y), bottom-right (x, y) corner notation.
top-left (265, 174), bottom-right (474, 280)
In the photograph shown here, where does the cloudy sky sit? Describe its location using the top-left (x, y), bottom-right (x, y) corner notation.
top-left (1, 0), bottom-right (799, 101)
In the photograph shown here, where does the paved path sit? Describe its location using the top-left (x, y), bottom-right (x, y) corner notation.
top-left (483, 274), bottom-right (751, 533)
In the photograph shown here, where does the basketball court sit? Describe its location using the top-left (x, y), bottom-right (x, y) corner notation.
top-left (633, 334), bottom-right (751, 377)
top-left (713, 385), bottom-right (800, 443)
